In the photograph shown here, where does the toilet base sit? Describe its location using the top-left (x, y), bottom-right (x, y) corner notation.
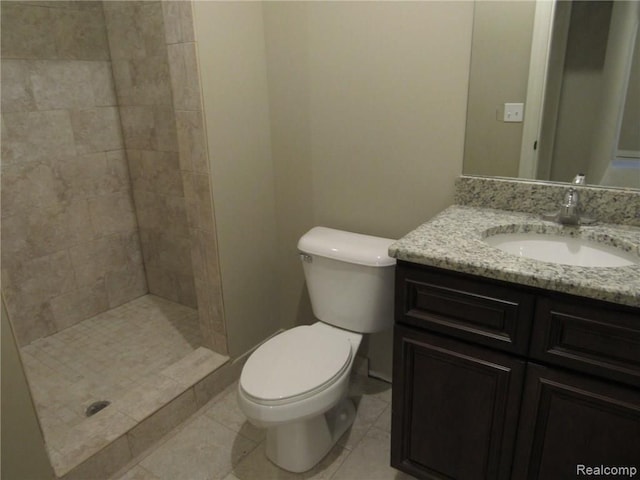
top-left (265, 397), bottom-right (356, 473)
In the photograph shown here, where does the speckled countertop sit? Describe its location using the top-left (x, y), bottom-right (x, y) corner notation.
top-left (389, 205), bottom-right (640, 308)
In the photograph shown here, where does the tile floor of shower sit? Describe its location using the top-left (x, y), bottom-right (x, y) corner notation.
top-left (19, 294), bottom-right (228, 478)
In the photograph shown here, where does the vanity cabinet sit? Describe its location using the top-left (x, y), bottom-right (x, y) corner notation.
top-left (391, 261), bottom-right (640, 480)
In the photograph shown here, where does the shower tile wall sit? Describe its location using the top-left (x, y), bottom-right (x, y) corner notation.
top-left (1, 1), bottom-right (147, 346)
top-left (1, 0), bottom-right (226, 354)
top-left (103, 1), bottom-right (197, 309)
top-left (162, 1), bottom-right (228, 353)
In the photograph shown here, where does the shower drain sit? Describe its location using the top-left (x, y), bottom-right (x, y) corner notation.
top-left (85, 400), bottom-right (111, 417)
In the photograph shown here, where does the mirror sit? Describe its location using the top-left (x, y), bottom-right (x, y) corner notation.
top-left (463, 0), bottom-right (640, 189)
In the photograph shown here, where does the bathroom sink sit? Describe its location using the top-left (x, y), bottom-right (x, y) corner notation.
top-left (484, 232), bottom-right (639, 267)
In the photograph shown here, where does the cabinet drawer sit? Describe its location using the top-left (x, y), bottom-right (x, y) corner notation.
top-left (396, 263), bottom-right (535, 355)
top-left (531, 296), bottom-right (640, 388)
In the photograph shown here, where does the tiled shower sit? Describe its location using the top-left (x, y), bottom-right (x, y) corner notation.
top-left (1, 1), bottom-right (227, 475)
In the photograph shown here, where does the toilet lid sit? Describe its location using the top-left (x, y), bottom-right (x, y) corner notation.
top-left (240, 326), bottom-right (352, 403)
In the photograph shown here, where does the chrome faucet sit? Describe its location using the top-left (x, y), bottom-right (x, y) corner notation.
top-left (557, 187), bottom-right (581, 225)
top-left (543, 173), bottom-right (595, 225)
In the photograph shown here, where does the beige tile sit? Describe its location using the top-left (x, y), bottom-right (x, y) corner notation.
top-left (135, 2), bottom-right (167, 58)
top-left (131, 150), bottom-right (183, 195)
top-left (132, 56), bottom-right (173, 106)
top-left (53, 152), bottom-right (131, 201)
top-left (127, 388), bottom-right (199, 457)
top-left (184, 173), bottom-right (215, 231)
top-left (145, 265), bottom-right (197, 308)
top-left (30, 60), bottom-right (94, 110)
top-left (338, 394), bottom-right (389, 450)
top-left (24, 200), bottom-right (95, 258)
top-left (140, 415), bottom-right (258, 480)
top-left (69, 233), bottom-right (138, 286)
top-left (2, 295), bottom-right (56, 346)
top-left (1, 158), bottom-right (60, 218)
top-left (232, 440), bottom-right (350, 480)
top-left (113, 374), bottom-right (185, 423)
top-left (212, 334), bottom-right (229, 356)
top-left (1, 60), bottom-right (36, 113)
top-left (203, 383), bottom-right (264, 443)
top-left (140, 230), bottom-right (193, 278)
top-left (52, 409), bottom-right (137, 478)
top-left (102, 2), bottom-right (145, 61)
top-left (2, 249), bottom-right (76, 303)
top-left (373, 404), bottom-right (392, 433)
top-left (120, 106), bottom-right (156, 150)
top-left (162, 347), bottom-right (229, 389)
top-left (70, 107), bottom-right (124, 154)
top-left (134, 191), bottom-right (190, 235)
top-left (349, 374), bottom-right (393, 404)
top-left (167, 43), bottom-right (201, 111)
top-left (88, 192), bottom-right (138, 236)
top-left (153, 105), bottom-right (179, 152)
top-left (52, 6), bottom-right (110, 61)
top-left (50, 280), bottom-right (110, 331)
top-left (222, 473), bottom-right (242, 480)
top-left (115, 465), bottom-right (162, 480)
top-left (1, 110), bottom-right (76, 164)
top-left (105, 262), bottom-right (148, 308)
top-left (0, 2), bottom-right (57, 59)
top-left (193, 356), bottom-right (243, 407)
top-left (90, 61), bottom-right (118, 106)
top-left (162, 1), bottom-right (195, 44)
top-left (60, 435), bottom-right (132, 480)
top-left (175, 110), bottom-right (208, 173)
top-left (103, 1), bottom-right (165, 60)
top-left (332, 428), bottom-right (415, 480)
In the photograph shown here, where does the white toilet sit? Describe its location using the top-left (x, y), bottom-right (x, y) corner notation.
top-left (237, 226), bottom-right (396, 472)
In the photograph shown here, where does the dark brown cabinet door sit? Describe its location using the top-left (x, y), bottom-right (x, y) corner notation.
top-left (512, 363), bottom-right (640, 480)
top-left (391, 324), bottom-right (526, 480)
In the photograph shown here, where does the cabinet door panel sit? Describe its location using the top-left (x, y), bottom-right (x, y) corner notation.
top-left (391, 325), bottom-right (525, 480)
top-left (513, 363), bottom-right (640, 480)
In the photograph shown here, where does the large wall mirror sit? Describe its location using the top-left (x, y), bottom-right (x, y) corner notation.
top-left (463, 0), bottom-right (639, 189)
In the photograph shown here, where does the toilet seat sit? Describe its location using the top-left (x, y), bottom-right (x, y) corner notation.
top-left (240, 325), bottom-right (352, 406)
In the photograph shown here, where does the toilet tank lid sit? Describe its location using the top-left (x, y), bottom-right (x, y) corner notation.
top-left (298, 227), bottom-right (396, 267)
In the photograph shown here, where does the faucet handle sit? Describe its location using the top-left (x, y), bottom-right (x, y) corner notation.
top-left (572, 173), bottom-right (586, 185)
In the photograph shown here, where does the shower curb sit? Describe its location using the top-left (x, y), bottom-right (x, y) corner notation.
top-left (49, 347), bottom-right (236, 480)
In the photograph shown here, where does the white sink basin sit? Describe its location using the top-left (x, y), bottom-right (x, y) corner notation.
top-left (484, 233), bottom-right (639, 267)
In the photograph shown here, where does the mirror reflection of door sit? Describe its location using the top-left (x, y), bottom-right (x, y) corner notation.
top-left (524, 0), bottom-right (640, 188)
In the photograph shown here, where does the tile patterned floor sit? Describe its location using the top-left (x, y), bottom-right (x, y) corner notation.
top-left (20, 295), bottom-right (202, 451)
top-left (112, 375), bottom-right (416, 480)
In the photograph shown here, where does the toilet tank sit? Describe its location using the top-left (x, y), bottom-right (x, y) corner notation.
top-left (298, 227), bottom-right (396, 333)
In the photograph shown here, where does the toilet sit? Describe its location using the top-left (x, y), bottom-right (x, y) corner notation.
top-left (237, 226), bottom-right (396, 472)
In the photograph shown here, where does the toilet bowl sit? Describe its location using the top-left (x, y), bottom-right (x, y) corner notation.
top-left (238, 322), bottom-right (361, 472)
top-left (237, 227), bottom-right (395, 473)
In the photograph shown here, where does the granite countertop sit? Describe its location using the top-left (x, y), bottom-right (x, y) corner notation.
top-left (389, 205), bottom-right (640, 308)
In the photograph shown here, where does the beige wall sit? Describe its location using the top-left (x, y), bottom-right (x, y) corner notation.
top-left (195, 2), bottom-right (473, 376)
top-left (550, 1), bottom-right (612, 182)
top-left (194, 2), bottom-right (280, 357)
top-left (463, 1), bottom-right (535, 178)
top-left (1, 297), bottom-right (54, 479)
top-left (265, 1), bottom-right (473, 378)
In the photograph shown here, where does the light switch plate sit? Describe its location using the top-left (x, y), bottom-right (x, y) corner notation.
top-left (504, 103), bottom-right (524, 123)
